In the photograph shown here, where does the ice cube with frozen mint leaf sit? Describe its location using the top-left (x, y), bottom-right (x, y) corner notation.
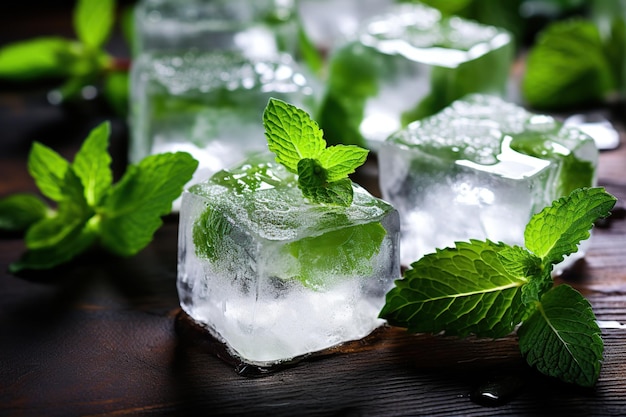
top-left (318, 2), bottom-right (514, 150)
top-left (378, 94), bottom-right (598, 269)
top-left (130, 50), bottom-right (319, 210)
top-left (177, 100), bottom-right (400, 368)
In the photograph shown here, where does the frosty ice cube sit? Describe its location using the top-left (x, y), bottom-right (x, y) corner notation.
top-left (378, 94), bottom-right (598, 267)
top-left (318, 3), bottom-right (514, 150)
top-left (133, 0), bottom-right (299, 59)
top-left (297, 0), bottom-right (394, 52)
top-left (177, 154), bottom-right (400, 367)
top-left (129, 51), bottom-right (319, 200)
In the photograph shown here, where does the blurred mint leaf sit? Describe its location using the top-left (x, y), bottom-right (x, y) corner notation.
top-left (522, 19), bottom-right (616, 110)
top-left (0, 194), bottom-right (49, 232)
top-left (0, 37), bottom-right (79, 80)
top-left (524, 187), bottom-right (617, 268)
top-left (0, 0), bottom-right (129, 109)
top-left (380, 240), bottom-right (533, 338)
top-left (263, 98), bottom-right (369, 206)
top-left (74, 0), bottom-right (115, 49)
top-left (518, 284), bottom-right (603, 387)
top-left (99, 152), bottom-right (198, 256)
top-left (9, 123), bottom-right (199, 272)
top-left (102, 71), bottom-right (129, 115)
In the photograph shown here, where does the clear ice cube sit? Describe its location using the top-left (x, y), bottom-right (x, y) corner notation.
top-left (378, 94), bottom-right (598, 268)
top-left (130, 51), bottom-right (319, 206)
top-left (319, 3), bottom-right (514, 150)
top-left (133, 0), bottom-right (299, 59)
top-left (177, 154), bottom-right (400, 366)
top-left (297, 0), bottom-right (395, 52)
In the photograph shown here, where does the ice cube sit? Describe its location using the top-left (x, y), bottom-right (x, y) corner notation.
top-left (318, 3), bottom-right (514, 150)
top-left (378, 94), bottom-right (598, 268)
top-left (177, 154), bottom-right (400, 367)
top-left (133, 0), bottom-right (299, 59)
top-left (129, 51), bottom-right (320, 208)
top-left (297, 0), bottom-right (395, 52)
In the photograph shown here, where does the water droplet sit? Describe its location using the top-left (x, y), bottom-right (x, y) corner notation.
top-left (469, 374), bottom-right (525, 406)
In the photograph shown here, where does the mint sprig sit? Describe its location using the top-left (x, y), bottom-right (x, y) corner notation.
top-left (263, 98), bottom-right (369, 206)
top-left (0, 0), bottom-right (129, 113)
top-left (1, 121), bottom-right (198, 273)
top-left (380, 187), bottom-right (617, 386)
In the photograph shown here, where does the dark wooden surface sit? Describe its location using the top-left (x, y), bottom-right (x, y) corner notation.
top-left (2, 8), bottom-right (626, 417)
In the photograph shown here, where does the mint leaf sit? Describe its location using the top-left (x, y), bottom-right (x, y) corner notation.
top-left (10, 223), bottom-right (97, 273)
top-left (518, 284), bottom-right (603, 387)
top-left (25, 169), bottom-right (91, 250)
top-left (263, 98), bottom-right (370, 207)
top-left (300, 177), bottom-right (354, 207)
top-left (263, 98), bottom-right (326, 173)
top-left (73, 121), bottom-right (112, 206)
top-left (524, 187), bottom-right (617, 267)
top-left (0, 194), bottom-right (49, 232)
top-left (380, 240), bottom-right (532, 338)
top-left (497, 246), bottom-right (549, 304)
top-left (9, 122), bottom-right (199, 273)
top-left (99, 152), bottom-right (198, 256)
top-left (27, 142), bottom-right (71, 202)
top-left (285, 222), bottom-right (386, 289)
top-left (522, 19), bottom-right (615, 109)
top-left (0, 37), bottom-right (77, 80)
top-left (74, 0), bottom-right (115, 49)
top-left (317, 145), bottom-right (369, 182)
top-left (297, 158), bottom-right (327, 189)
top-left (193, 206), bottom-right (233, 262)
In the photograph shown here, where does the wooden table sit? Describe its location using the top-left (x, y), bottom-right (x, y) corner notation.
top-left (2, 8), bottom-right (626, 417)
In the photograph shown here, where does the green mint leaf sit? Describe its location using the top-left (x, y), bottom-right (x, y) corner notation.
top-left (0, 193), bottom-right (49, 232)
top-left (74, 0), bottom-right (115, 49)
top-left (25, 169), bottom-right (91, 250)
top-left (497, 246), bottom-right (550, 304)
top-left (73, 121), bottom-right (113, 206)
top-left (522, 19), bottom-right (615, 109)
top-left (103, 71), bottom-right (129, 116)
top-left (0, 37), bottom-right (77, 80)
top-left (263, 98), bottom-right (326, 173)
top-left (10, 223), bottom-right (97, 273)
top-left (193, 206), bottom-right (233, 262)
top-left (318, 43), bottom-right (378, 147)
top-left (99, 152), bottom-right (198, 256)
top-left (317, 145), bottom-right (369, 182)
top-left (296, 19), bottom-right (324, 77)
top-left (380, 240), bottom-right (532, 338)
top-left (301, 177), bottom-right (354, 207)
top-left (518, 284), bottom-right (603, 387)
top-left (285, 222), bottom-right (386, 289)
top-left (525, 187), bottom-right (617, 267)
top-left (27, 142), bottom-right (71, 202)
top-left (297, 158), bottom-right (327, 189)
